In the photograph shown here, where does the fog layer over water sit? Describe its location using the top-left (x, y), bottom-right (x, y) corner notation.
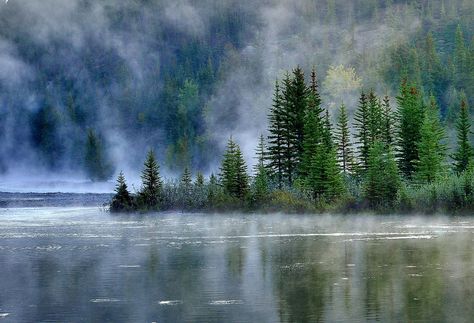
top-left (0, 208), bottom-right (473, 322)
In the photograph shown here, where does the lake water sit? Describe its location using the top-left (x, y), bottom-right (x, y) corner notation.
top-left (0, 195), bottom-right (473, 322)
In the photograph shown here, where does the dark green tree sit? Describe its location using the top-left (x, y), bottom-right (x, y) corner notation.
top-left (138, 150), bottom-right (163, 210)
top-left (354, 92), bottom-right (370, 170)
top-left (267, 80), bottom-right (285, 188)
top-left (220, 137), bottom-right (249, 200)
top-left (381, 96), bottom-right (394, 147)
top-left (110, 171), bottom-right (134, 212)
top-left (84, 129), bottom-right (114, 182)
top-left (364, 141), bottom-right (401, 209)
top-left (335, 104), bottom-right (354, 174)
top-left (252, 135), bottom-right (270, 205)
top-left (396, 81), bottom-right (425, 178)
top-left (367, 90), bottom-right (383, 143)
top-left (415, 96), bottom-right (446, 183)
top-left (452, 99), bottom-right (473, 173)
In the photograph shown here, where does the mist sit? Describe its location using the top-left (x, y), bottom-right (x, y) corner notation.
top-left (0, 0), bottom-right (470, 191)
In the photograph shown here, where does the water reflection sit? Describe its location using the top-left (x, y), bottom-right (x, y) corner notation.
top-left (0, 210), bottom-right (473, 322)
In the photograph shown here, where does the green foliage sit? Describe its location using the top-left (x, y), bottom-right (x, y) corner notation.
top-left (335, 104), bottom-right (355, 174)
top-left (267, 80), bottom-right (285, 188)
top-left (110, 171), bottom-right (134, 212)
top-left (354, 92), bottom-right (370, 171)
top-left (452, 99), bottom-right (473, 173)
top-left (415, 97), bottom-right (447, 183)
top-left (219, 137), bottom-right (249, 200)
top-left (364, 141), bottom-right (401, 209)
top-left (138, 150), bottom-right (163, 210)
top-left (396, 81), bottom-right (425, 178)
top-left (84, 129), bottom-right (114, 182)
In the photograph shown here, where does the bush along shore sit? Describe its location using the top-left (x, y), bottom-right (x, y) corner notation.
top-left (110, 67), bottom-right (474, 215)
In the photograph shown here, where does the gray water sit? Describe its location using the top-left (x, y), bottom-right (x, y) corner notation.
top-left (0, 206), bottom-right (473, 322)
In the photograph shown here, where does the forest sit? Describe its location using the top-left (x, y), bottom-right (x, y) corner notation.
top-left (111, 66), bottom-right (473, 214)
top-left (0, 0), bottom-right (473, 181)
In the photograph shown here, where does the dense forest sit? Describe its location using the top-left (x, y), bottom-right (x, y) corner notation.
top-left (0, 0), bottom-right (473, 181)
top-left (111, 65), bottom-right (473, 214)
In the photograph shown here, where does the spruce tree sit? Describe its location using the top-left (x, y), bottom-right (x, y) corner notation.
top-left (367, 90), bottom-right (383, 143)
top-left (364, 141), bottom-right (401, 209)
top-left (195, 172), bottom-right (205, 187)
top-left (335, 104), bottom-right (354, 174)
top-left (396, 81), bottom-right (425, 178)
top-left (354, 92), bottom-right (370, 170)
top-left (300, 88), bottom-right (324, 177)
top-left (138, 149), bottom-right (163, 210)
top-left (110, 171), bottom-right (133, 212)
top-left (267, 80), bottom-right (285, 188)
top-left (289, 66), bottom-right (310, 159)
top-left (252, 136), bottom-right (270, 204)
top-left (280, 73), bottom-right (300, 185)
top-left (381, 96), bottom-right (393, 147)
top-left (452, 99), bottom-right (473, 173)
top-left (84, 129), bottom-right (114, 182)
top-left (220, 137), bottom-right (249, 200)
top-left (180, 167), bottom-right (192, 188)
top-left (415, 96), bottom-right (447, 183)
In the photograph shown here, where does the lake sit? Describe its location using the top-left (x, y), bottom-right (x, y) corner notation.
top-left (0, 194), bottom-right (473, 322)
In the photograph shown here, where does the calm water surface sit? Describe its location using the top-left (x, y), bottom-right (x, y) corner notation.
top-left (0, 205), bottom-right (473, 322)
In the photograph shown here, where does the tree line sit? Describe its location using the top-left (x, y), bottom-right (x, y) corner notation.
top-left (111, 66), bottom-right (473, 213)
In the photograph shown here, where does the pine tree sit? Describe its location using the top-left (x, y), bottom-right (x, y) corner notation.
top-left (354, 92), bottom-right (370, 170)
top-left (267, 80), bottom-right (285, 188)
top-left (367, 90), bottom-right (383, 143)
top-left (364, 141), bottom-right (401, 209)
top-left (396, 81), bottom-right (425, 178)
top-left (289, 66), bottom-right (309, 159)
top-left (110, 171), bottom-right (133, 212)
top-left (180, 167), bottom-right (192, 188)
top-left (381, 96), bottom-right (394, 147)
top-left (335, 104), bottom-right (354, 174)
top-left (452, 99), bottom-right (473, 173)
top-left (84, 129), bottom-right (114, 182)
top-left (138, 149), bottom-right (163, 210)
top-left (195, 172), bottom-right (205, 187)
top-left (252, 136), bottom-right (270, 204)
top-left (219, 137), bottom-right (249, 200)
top-left (300, 86), bottom-right (324, 177)
top-left (254, 134), bottom-right (267, 173)
top-left (415, 96), bottom-right (447, 183)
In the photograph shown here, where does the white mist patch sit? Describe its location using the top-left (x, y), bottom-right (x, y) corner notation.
top-left (90, 298), bottom-right (122, 303)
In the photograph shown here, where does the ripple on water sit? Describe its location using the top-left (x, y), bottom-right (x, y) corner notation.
top-left (158, 300), bottom-right (183, 306)
top-left (209, 300), bottom-right (244, 305)
top-left (90, 298), bottom-right (122, 303)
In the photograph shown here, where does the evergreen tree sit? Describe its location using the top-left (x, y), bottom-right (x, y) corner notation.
top-left (396, 81), bottom-right (425, 178)
top-left (254, 134), bottom-right (267, 173)
top-left (452, 99), bottom-right (473, 173)
top-left (267, 80), bottom-right (285, 188)
top-left (84, 129), bottom-right (114, 182)
top-left (300, 86), bottom-right (324, 177)
top-left (381, 96), bottom-right (394, 147)
top-left (364, 141), bottom-right (401, 208)
top-left (195, 172), bottom-right (205, 188)
top-left (354, 92), bottom-right (370, 170)
top-left (110, 171), bottom-right (133, 212)
top-left (138, 150), bottom-right (163, 210)
top-left (252, 136), bottom-right (270, 205)
top-left (415, 96), bottom-right (447, 183)
top-left (367, 90), bottom-right (383, 143)
top-left (335, 104), bottom-right (354, 174)
top-left (180, 166), bottom-right (192, 188)
top-left (219, 137), bottom-right (249, 199)
top-left (288, 66), bottom-right (309, 159)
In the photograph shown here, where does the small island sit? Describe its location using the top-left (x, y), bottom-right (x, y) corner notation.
top-left (110, 67), bottom-right (474, 215)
